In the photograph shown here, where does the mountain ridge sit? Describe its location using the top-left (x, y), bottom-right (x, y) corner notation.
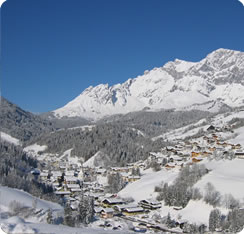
top-left (53, 48), bottom-right (244, 120)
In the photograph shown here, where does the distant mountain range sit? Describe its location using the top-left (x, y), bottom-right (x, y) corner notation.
top-left (52, 48), bottom-right (244, 120)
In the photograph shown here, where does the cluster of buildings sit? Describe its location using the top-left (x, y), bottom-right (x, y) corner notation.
top-left (146, 124), bottom-right (244, 171)
top-left (33, 122), bottom-right (244, 232)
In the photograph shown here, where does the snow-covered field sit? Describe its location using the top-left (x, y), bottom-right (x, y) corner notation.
top-left (0, 186), bottom-right (62, 213)
top-left (0, 186), bottom-right (125, 234)
top-left (0, 132), bottom-right (20, 146)
top-left (24, 143), bottom-right (47, 154)
top-left (119, 168), bottom-right (179, 202)
top-left (196, 159), bottom-right (244, 200)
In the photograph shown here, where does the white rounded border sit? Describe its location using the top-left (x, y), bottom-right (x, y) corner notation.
top-left (0, 0), bottom-right (6, 8)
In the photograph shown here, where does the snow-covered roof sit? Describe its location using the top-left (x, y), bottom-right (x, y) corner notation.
top-left (67, 184), bottom-right (80, 189)
top-left (102, 198), bottom-right (124, 204)
top-left (123, 207), bottom-right (144, 213)
top-left (101, 208), bottom-right (114, 213)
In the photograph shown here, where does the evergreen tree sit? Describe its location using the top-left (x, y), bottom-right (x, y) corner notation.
top-left (209, 208), bottom-right (221, 232)
top-left (46, 209), bottom-right (53, 224)
top-left (64, 205), bottom-right (75, 227)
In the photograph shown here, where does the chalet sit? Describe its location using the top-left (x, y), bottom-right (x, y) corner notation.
top-left (128, 175), bottom-right (141, 183)
top-left (122, 207), bottom-right (144, 216)
top-left (192, 157), bottom-right (204, 163)
top-left (191, 152), bottom-right (200, 158)
top-left (40, 172), bottom-right (49, 180)
top-left (235, 151), bottom-right (244, 159)
top-left (113, 203), bottom-right (138, 213)
top-left (169, 155), bottom-right (183, 162)
top-left (64, 176), bottom-right (78, 184)
top-left (111, 167), bottom-right (129, 173)
top-left (100, 208), bottom-right (114, 219)
top-left (139, 199), bottom-right (161, 210)
top-left (165, 162), bottom-right (175, 169)
top-left (232, 144), bottom-right (242, 150)
top-left (96, 168), bottom-right (107, 175)
top-left (121, 172), bottom-right (130, 182)
top-left (94, 207), bottom-right (103, 216)
top-left (55, 191), bottom-right (71, 196)
top-left (207, 125), bottom-right (215, 132)
top-left (52, 171), bottom-right (62, 180)
top-left (101, 198), bottom-right (124, 207)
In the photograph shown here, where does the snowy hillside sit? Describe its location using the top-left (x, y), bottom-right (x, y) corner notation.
top-left (53, 48), bottom-right (244, 120)
top-left (0, 186), bottom-right (124, 234)
top-left (0, 132), bottom-right (21, 146)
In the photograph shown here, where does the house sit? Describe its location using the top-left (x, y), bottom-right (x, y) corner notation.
top-left (128, 175), bottom-right (141, 183)
top-left (191, 152), bottom-right (200, 158)
top-left (40, 172), bottom-right (49, 180)
top-left (192, 157), bottom-right (204, 163)
top-left (122, 207), bottom-right (144, 216)
top-left (101, 198), bottom-right (124, 207)
top-left (100, 208), bottom-right (114, 219)
top-left (66, 183), bottom-right (80, 190)
top-left (207, 125), bottom-right (215, 132)
top-left (232, 144), bottom-right (242, 150)
top-left (169, 155), bottom-right (183, 162)
top-left (121, 172), bottom-right (130, 182)
top-left (138, 199), bottom-right (161, 210)
top-left (55, 191), bottom-right (71, 196)
top-left (64, 176), bottom-right (78, 184)
top-left (165, 162), bottom-right (175, 169)
top-left (96, 168), bottom-right (107, 175)
top-left (94, 207), bottom-right (103, 216)
top-left (235, 151), bottom-right (244, 159)
top-left (52, 171), bottom-right (62, 180)
top-left (113, 203), bottom-right (138, 213)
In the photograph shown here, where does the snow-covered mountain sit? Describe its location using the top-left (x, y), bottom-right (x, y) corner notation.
top-left (53, 48), bottom-right (244, 120)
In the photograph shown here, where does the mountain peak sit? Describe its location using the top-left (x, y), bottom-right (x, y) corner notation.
top-left (53, 49), bottom-right (244, 120)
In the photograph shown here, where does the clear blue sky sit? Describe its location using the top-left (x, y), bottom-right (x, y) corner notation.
top-left (1, 0), bottom-right (244, 113)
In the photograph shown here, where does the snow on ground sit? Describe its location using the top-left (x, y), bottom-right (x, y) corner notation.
top-left (128, 127), bottom-right (145, 137)
top-left (228, 126), bottom-right (244, 147)
top-left (119, 168), bottom-right (179, 202)
top-left (178, 200), bottom-right (228, 225)
top-left (67, 155), bottom-right (83, 167)
top-left (68, 125), bottom-right (95, 131)
top-left (83, 151), bottom-right (109, 168)
top-left (55, 125), bottom-right (95, 133)
top-left (0, 186), bottom-right (126, 234)
top-left (59, 148), bottom-right (73, 160)
top-left (0, 186), bottom-right (62, 213)
top-left (0, 132), bottom-right (20, 146)
top-left (195, 159), bottom-right (244, 201)
top-left (83, 153), bottom-right (97, 168)
top-left (24, 143), bottom-right (47, 154)
top-left (211, 110), bottom-right (244, 126)
top-left (96, 175), bottom-right (108, 186)
top-left (0, 217), bottom-right (126, 234)
top-left (152, 118), bottom-right (207, 141)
